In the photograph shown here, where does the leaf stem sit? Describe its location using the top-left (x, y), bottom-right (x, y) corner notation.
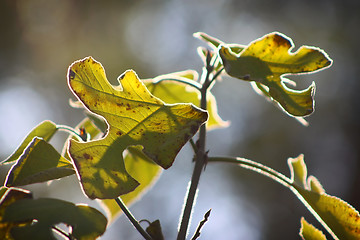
top-left (153, 77), bottom-right (202, 91)
top-left (207, 156), bottom-right (292, 187)
top-left (177, 54), bottom-right (212, 240)
top-left (56, 125), bottom-right (84, 142)
top-left (115, 197), bottom-right (153, 240)
top-left (207, 156), bottom-right (339, 240)
top-left (52, 226), bottom-right (74, 240)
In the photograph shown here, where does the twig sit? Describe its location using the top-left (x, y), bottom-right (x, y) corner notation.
top-left (115, 197), bottom-right (153, 240)
top-left (191, 209), bottom-right (211, 240)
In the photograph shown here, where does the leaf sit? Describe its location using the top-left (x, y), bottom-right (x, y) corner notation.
top-left (0, 188), bottom-right (33, 240)
top-left (144, 70), bottom-right (229, 130)
top-left (288, 155), bottom-right (360, 239)
top-left (300, 217), bottom-right (327, 240)
top-left (194, 32), bottom-right (245, 73)
top-left (5, 137), bottom-right (75, 187)
top-left (2, 121), bottom-right (57, 164)
top-left (67, 57), bottom-right (208, 199)
top-left (219, 32), bottom-right (332, 117)
top-left (99, 146), bottom-right (161, 223)
top-left (2, 198), bottom-right (107, 240)
top-left (146, 220), bottom-right (164, 240)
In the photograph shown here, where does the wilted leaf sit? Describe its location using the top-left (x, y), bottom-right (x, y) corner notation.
top-left (2, 121), bottom-right (57, 164)
top-left (300, 217), bottom-right (327, 240)
top-left (5, 137), bottom-right (74, 187)
top-left (99, 146), bottom-right (161, 223)
top-left (144, 70), bottom-right (229, 130)
top-left (3, 198), bottom-right (107, 240)
top-left (219, 32), bottom-right (332, 117)
top-left (67, 57), bottom-right (207, 199)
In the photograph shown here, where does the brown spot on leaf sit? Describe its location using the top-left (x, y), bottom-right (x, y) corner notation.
top-left (273, 34), bottom-right (290, 48)
top-left (68, 70), bottom-right (76, 80)
top-left (83, 153), bottom-right (93, 160)
top-left (116, 131), bottom-right (123, 136)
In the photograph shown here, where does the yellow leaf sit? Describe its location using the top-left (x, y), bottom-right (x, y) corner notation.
top-left (67, 57), bottom-right (207, 199)
top-left (300, 217), bottom-right (327, 240)
top-left (219, 32), bottom-right (332, 117)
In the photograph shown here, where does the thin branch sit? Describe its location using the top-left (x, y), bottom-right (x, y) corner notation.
top-left (177, 53), bottom-right (212, 240)
top-left (115, 197), bottom-right (153, 240)
top-left (191, 209), bottom-right (211, 240)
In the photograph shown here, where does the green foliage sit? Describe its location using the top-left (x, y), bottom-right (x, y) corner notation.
top-left (5, 137), bottom-right (74, 187)
top-left (0, 31), bottom-right (356, 240)
top-left (1, 188), bottom-right (107, 240)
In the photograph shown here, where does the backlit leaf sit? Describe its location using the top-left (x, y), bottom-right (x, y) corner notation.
top-left (2, 198), bottom-right (107, 240)
top-left (300, 217), bottom-right (327, 240)
top-left (67, 57), bottom-right (207, 199)
top-left (288, 155), bottom-right (360, 239)
top-left (219, 32), bottom-right (332, 117)
top-left (5, 137), bottom-right (74, 187)
top-left (144, 70), bottom-right (229, 130)
top-left (2, 121), bottom-right (57, 164)
top-left (99, 146), bottom-right (161, 223)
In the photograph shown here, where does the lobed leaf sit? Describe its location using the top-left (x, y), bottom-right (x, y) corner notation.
top-left (300, 217), bottom-right (327, 240)
top-left (5, 137), bottom-right (75, 187)
top-left (2, 198), bottom-right (107, 240)
top-left (2, 121), bottom-right (57, 164)
top-left (67, 57), bottom-right (207, 199)
top-left (219, 32), bottom-right (332, 117)
top-left (99, 146), bottom-right (161, 223)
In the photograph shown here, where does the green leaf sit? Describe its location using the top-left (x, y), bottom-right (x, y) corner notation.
top-left (99, 146), bottom-right (162, 223)
top-left (2, 198), bottom-right (107, 240)
top-left (2, 121), bottom-right (57, 164)
top-left (219, 32), bottom-right (332, 117)
top-left (0, 188), bottom-right (33, 239)
top-left (144, 70), bottom-right (229, 130)
top-left (67, 57), bottom-right (208, 199)
top-left (300, 217), bottom-right (327, 240)
top-left (288, 155), bottom-right (360, 240)
top-left (5, 137), bottom-right (75, 187)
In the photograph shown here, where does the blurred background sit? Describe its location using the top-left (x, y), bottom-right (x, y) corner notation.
top-left (1, 0), bottom-right (359, 239)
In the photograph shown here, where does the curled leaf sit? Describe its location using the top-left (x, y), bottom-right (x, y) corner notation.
top-left (219, 32), bottom-right (332, 117)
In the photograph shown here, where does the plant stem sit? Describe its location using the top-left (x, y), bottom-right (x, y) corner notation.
top-left (52, 226), bottom-right (74, 240)
top-left (115, 197), bottom-right (153, 240)
top-left (177, 64), bottom-right (211, 240)
top-left (153, 77), bottom-right (202, 91)
top-left (56, 125), bottom-right (84, 141)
